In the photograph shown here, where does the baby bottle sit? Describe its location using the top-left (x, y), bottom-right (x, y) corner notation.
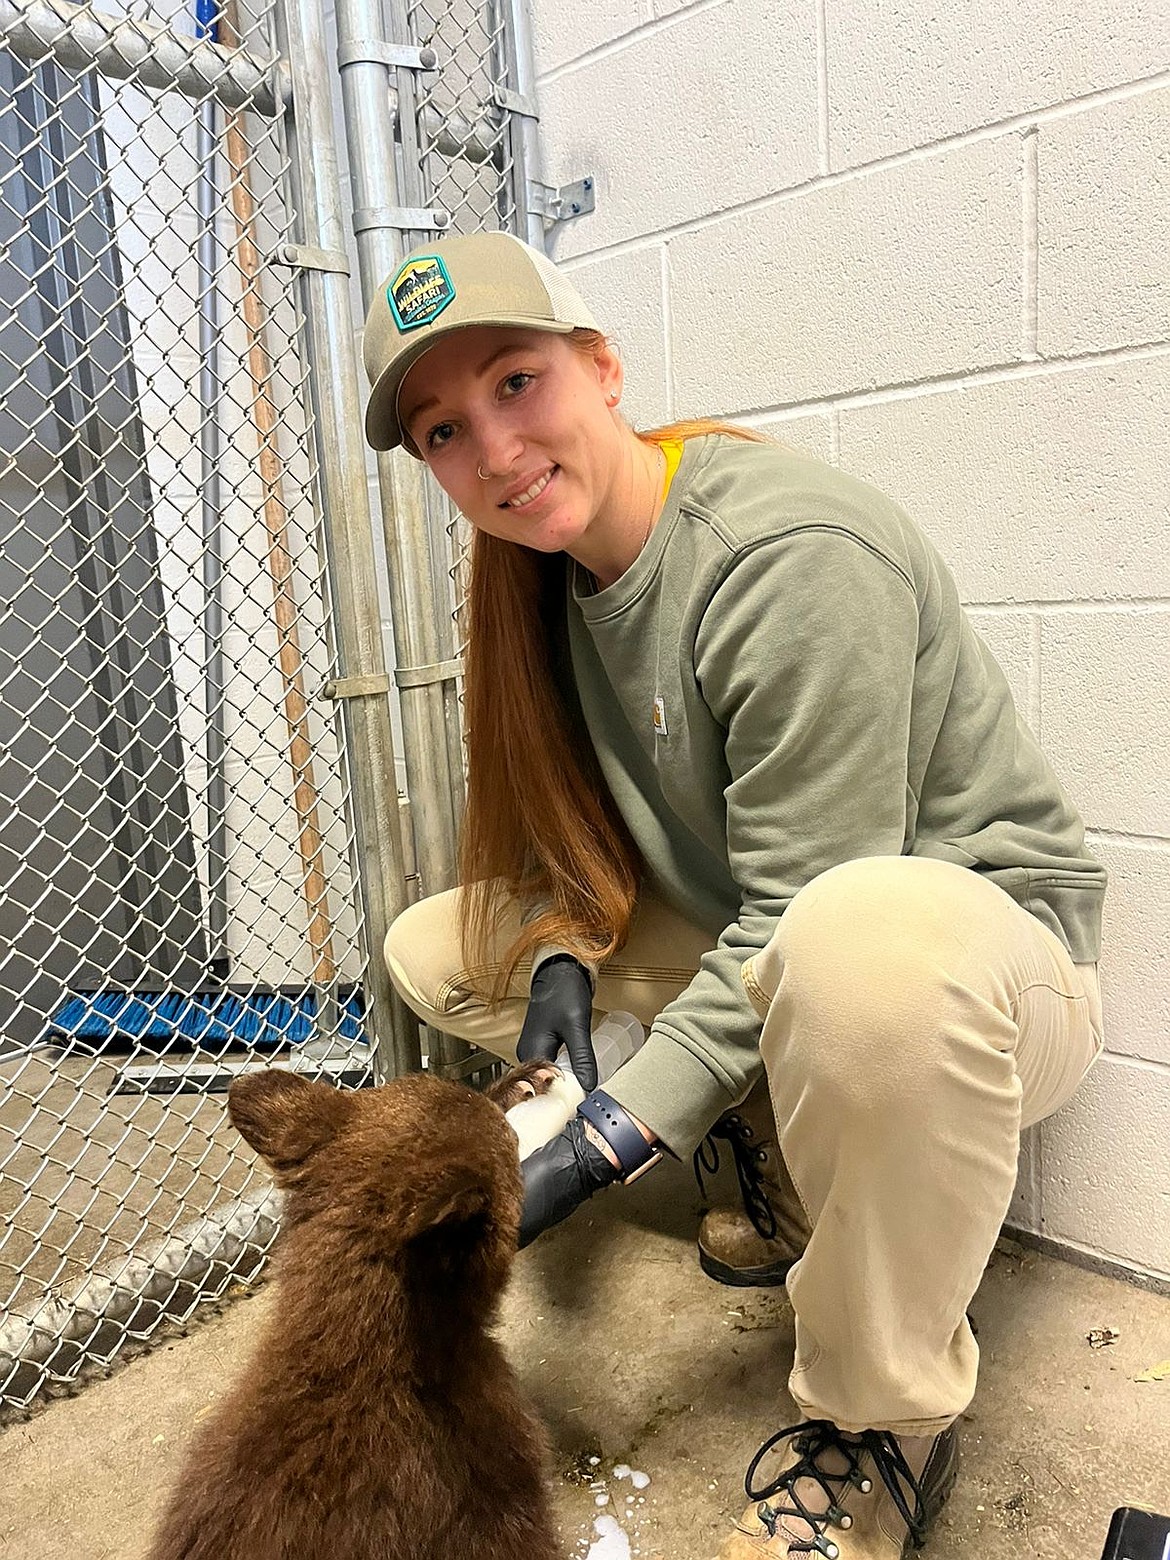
top-left (556, 1009), bottom-right (645, 1085)
top-left (505, 1011), bottom-right (646, 1162)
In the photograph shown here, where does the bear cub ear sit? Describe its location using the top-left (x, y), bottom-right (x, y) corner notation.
top-left (229, 1070), bottom-right (354, 1171)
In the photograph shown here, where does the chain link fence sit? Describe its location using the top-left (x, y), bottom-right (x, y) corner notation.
top-left (0, 0), bottom-right (551, 1415)
top-left (0, 0), bottom-right (418, 1415)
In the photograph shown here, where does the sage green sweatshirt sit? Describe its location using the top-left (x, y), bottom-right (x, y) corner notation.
top-left (564, 434), bottom-right (1105, 1156)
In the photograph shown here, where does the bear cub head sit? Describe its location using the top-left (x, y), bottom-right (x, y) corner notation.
top-left (228, 1067), bottom-right (527, 1303)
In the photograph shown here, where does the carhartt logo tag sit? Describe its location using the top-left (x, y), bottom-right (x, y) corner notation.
top-left (388, 255), bottom-right (455, 333)
top-left (653, 695), bottom-right (668, 737)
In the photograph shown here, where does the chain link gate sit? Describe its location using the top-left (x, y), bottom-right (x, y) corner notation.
top-left (0, 0), bottom-right (421, 1415)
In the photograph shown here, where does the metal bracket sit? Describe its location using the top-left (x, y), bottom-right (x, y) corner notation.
top-left (322, 673), bottom-right (392, 699)
top-left (528, 176), bottom-right (595, 231)
top-left (426, 1047), bottom-right (504, 1082)
top-left (337, 40), bottom-right (438, 71)
top-left (352, 205), bottom-right (451, 234)
top-left (275, 243), bottom-right (351, 275)
top-left (393, 657), bottom-right (463, 689)
top-left (112, 1052), bottom-right (372, 1096)
top-left (492, 86), bottom-right (538, 120)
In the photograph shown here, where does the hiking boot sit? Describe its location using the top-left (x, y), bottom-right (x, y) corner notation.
top-left (719, 1418), bottom-right (960, 1558)
top-left (695, 1078), bottom-right (811, 1287)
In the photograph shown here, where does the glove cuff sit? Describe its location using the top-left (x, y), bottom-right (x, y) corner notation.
top-left (531, 946), bottom-right (598, 994)
top-left (577, 1090), bottom-right (662, 1186)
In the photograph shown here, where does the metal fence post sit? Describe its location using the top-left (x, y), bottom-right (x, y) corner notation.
top-left (334, 0), bottom-right (466, 893)
top-left (274, 0), bottom-right (420, 1080)
top-left (333, 0), bottom-right (475, 1074)
top-left (493, 0), bottom-right (545, 250)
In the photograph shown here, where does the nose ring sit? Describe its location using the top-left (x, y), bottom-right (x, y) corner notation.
top-left (477, 465), bottom-right (490, 480)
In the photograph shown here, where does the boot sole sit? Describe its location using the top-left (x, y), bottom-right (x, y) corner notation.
top-left (698, 1248), bottom-right (794, 1287)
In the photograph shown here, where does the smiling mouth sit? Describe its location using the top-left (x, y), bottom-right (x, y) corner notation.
top-left (501, 466), bottom-right (558, 510)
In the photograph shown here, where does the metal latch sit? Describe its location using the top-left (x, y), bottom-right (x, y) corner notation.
top-left (274, 244), bottom-right (352, 275)
top-left (393, 657), bottom-right (463, 689)
top-left (322, 673), bottom-right (392, 699)
top-left (352, 205), bottom-right (452, 234)
top-left (492, 86), bottom-right (537, 120)
top-left (337, 40), bottom-right (438, 71)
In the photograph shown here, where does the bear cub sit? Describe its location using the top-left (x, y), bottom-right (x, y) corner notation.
top-left (148, 1064), bottom-right (562, 1560)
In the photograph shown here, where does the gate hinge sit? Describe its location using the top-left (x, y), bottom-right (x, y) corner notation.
top-left (337, 40), bottom-right (438, 72)
top-left (528, 176), bottom-right (594, 231)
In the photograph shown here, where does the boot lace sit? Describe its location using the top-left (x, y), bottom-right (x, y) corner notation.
top-left (693, 1111), bottom-right (777, 1241)
top-left (744, 1419), bottom-right (931, 1558)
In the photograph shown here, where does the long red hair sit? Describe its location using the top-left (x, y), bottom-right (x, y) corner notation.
top-left (458, 331), bottom-right (769, 995)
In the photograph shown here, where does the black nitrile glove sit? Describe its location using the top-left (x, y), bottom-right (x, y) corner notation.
top-left (517, 953), bottom-right (597, 1091)
top-left (518, 1115), bottom-right (619, 1248)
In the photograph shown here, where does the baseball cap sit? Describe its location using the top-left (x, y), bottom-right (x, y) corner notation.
top-left (362, 231), bottom-right (601, 455)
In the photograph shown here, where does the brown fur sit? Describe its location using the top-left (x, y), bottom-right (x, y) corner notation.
top-left (147, 1067), bottom-right (562, 1560)
top-left (485, 1058), bottom-right (561, 1113)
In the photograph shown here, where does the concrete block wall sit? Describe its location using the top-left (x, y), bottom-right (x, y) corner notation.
top-left (529, 0), bottom-right (1170, 1283)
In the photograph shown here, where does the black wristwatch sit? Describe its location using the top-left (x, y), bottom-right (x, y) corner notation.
top-left (577, 1090), bottom-right (664, 1186)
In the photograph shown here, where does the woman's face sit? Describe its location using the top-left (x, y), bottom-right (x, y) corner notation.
top-left (397, 326), bottom-right (625, 554)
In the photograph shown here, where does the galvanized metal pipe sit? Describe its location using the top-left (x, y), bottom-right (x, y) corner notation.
top-left (275, 0), bottom-right (420, 1078)
top-left (195, 0), bottom-right (229, 972)
top-left (0, 0), bottom-right (288, 115)
top-left (493, 0), bottom-right (545, 248)
top-left (335, 0), bottom-right (463, 899)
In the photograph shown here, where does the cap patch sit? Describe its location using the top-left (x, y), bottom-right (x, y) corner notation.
top-left (388, 255), bottom-right (455, 333)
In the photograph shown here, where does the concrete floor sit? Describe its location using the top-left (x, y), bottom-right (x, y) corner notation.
top-left (2, 1153), bottom-right (1168, 1560)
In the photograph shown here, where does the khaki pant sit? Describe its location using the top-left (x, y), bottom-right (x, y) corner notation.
top-left (384, 855), bottom-right (1103, 1435)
